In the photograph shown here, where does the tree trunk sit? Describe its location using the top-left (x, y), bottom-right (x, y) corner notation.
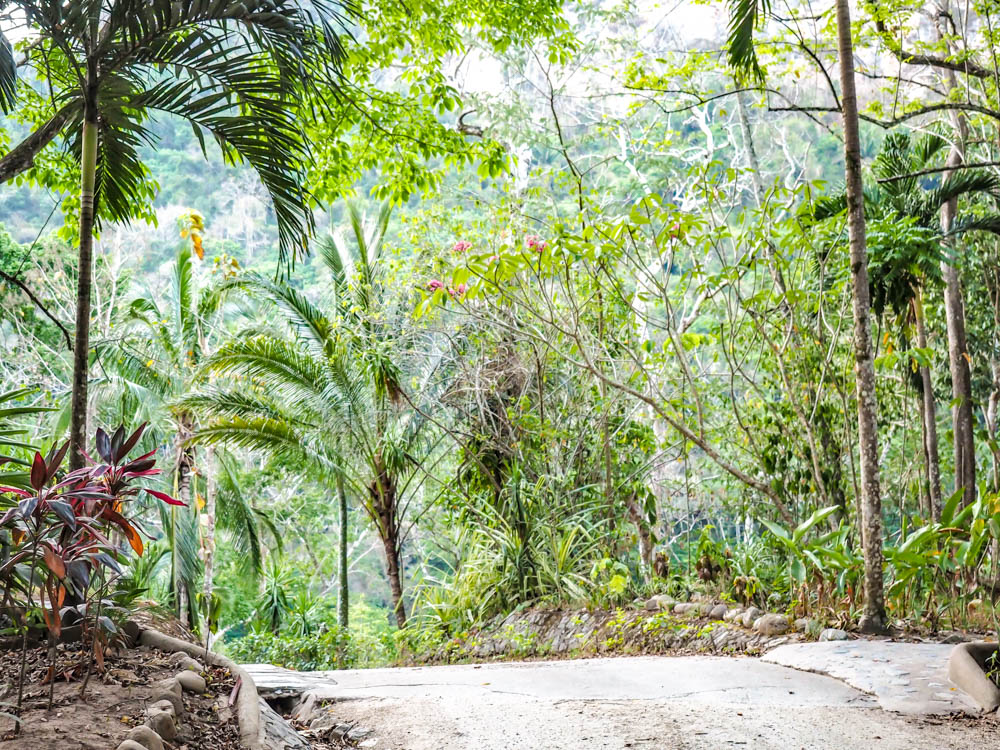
top-left (371, 462), bottom-right (406, 628)
top-left (941, 148), bottom-right (976, 508)
top-left (69, 108), bottom-right (98, 471)
top-left (937, 12), bottom-right (976, 508)
top-left (913, 292), bottom-right (942, 520)
top-left (201, 447), bottom-right (217, 647)
top-left (337, 472), bottom-right (349, 630)
top-left (834, 0), bottom-right (887, 633)
top-left (625, 492), bottom-right (654, 580)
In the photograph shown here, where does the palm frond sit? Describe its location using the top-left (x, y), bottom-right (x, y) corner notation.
top-left (0, 30), bottom-right (15, 115)
top-left (221, 274), bottom-right (333, 355)
top-left (946, 214), bottom-right (1000, 238)
top-left (205, 335), bottom-right (331, 407)
top-left (922, 170), bottom-right (1000, 214)
top-left (726, 0), bottom-right (770, 83)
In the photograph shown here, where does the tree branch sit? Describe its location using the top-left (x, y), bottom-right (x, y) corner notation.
top-left (0, 270), bottom-right (73, 351)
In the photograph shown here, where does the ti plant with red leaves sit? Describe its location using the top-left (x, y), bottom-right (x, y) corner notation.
top-left (0, 423), bottom-right (182, 728)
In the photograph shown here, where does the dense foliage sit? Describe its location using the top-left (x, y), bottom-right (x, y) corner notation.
top-left (3, 0), bottom-right (1000, 684)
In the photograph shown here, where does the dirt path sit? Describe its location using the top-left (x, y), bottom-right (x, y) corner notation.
top-left (247, 655), bottom-right (1000, 749)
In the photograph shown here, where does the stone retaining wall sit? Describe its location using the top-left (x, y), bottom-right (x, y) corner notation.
top-left (425, 598), bottom-right (834, 663)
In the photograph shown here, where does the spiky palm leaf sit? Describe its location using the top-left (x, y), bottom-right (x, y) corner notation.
top-left (1, 0), bottom-right (352, 266)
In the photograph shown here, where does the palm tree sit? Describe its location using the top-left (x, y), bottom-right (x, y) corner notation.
top-left (186, 203), bottom-right (437, 628)
top-left (726, 0), bottom-right (887, 631)
top-left (0, 0), bottom-right (349, 470)
top-left (815, 132), bottom-right (1000, 520)
top-left (95, 234), bottom-right (271, 627)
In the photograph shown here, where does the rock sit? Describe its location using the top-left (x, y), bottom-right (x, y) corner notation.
top-left (697, 602), bottom-right (713, 616)
top-left (347, 727), bottom-right (375, 742)
top-left (644, 595), bottom-right (674, 612)
top-left (149, 686), bottom-right (183, 716)
top-left (723, 607), bottom-right (744, 623)
top-left (145, 702), bottom-right (177, 741)
top-left (126, 725), bottom-right (164, 750)
top-left (117, 741), bottom-right (148, 750)
top-left (176, 670), bottom-right (207, 694)
top-left (178, 656), bottom-right (204, 672)
top-left (819, 628), bottom-right (849, 641)
top-left (741, 607), bottom-right (763, 628)
top-left (793, 618), bottom-right (810, 632)
top-left (708, 604), bottom-right (728, 620)
top-left (673, 603), bottom-right (695, 615)
top-left (152, 677), bottom-right (181, 696)
top-left (942, 632), bottom-right (970, 644)
top-left (753, 614), bottom-right (789, 636)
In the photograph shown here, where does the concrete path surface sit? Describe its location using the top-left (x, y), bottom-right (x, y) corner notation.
top-left (763, 640), bottom-right (978, 714)
top-left (245, 654), bottom-right (1000, 749)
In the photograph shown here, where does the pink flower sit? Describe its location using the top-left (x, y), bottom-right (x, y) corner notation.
top-left (452, 241), bottom-right (473, 254)
top-left (427, 279), bottom-right (445, 291)
top-left (488, 254), bottom-right (500, 265)
top-left (447, 283), bottom-right (468, 298)
top-left (526, 235), bottom-right (548, 252)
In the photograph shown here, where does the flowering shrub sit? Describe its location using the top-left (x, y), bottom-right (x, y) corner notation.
top-left (525, 235), bottom-right (548, 252)
top-left (451, 241), bottom-right (473, 254)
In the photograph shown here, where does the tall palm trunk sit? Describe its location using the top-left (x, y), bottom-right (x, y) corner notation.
top-left (835, 0), bottom-right (886, 632)
top-left (337, 472), bottom-right (349, 629)
top-left (69, 105), bottom-right (99, 471)
top-left (913, 292), bottom-right (942, 520)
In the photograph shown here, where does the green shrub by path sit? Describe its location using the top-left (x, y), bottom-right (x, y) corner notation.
top-left (224, 625), bottom-right (398, 671)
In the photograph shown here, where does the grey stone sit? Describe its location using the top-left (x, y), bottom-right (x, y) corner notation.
top-left (723, 607), bottom-right (744, 623)
top-left (126, 725), bottom-right (164, 750)
top-left (149, 687), bottom-right (183, 716)
top-left (741, 607), bottom-right (763, 628)
top-left (819, 628), bottom-right (849, 642)
top-left (793, 618), bottom-right (810, 632)
top-left (708, 604), bottom-right (728, 620)
top-left (177, 655), bottom-right (204, 672)
top-left (697, 602), bottom-right (713, 616)
top-left (116, 741), bottom-right (148, 750)
top-left (152, 677), bottom-right (181, 696)
top-left (145, 703), bottom-right (177, 741)
top-left (176, 670), bottom-right (207, 693)
top-left (753, 613), bottom-right (789, 636)
top-left (673, 602), bottom-right (695, 615)
top-left (644, 595), bottom-right (675, 611)
top-left (947, 642), bottom-right (1000, 711)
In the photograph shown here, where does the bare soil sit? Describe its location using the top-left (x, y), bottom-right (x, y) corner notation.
top-left (0, 639), bottom-right (241, 750)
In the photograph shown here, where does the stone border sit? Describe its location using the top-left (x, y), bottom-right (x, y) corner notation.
top-left (947, 641), bottom-right (1000, 712)
top-left (138, 627), bottom-right (264, 750)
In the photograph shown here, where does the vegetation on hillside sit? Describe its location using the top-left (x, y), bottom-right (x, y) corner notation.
top-left (3, 0), bottom-right (1000, 706)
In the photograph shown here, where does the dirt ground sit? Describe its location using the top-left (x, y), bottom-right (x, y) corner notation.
top-left (0, 641), bottom-right (240, 750)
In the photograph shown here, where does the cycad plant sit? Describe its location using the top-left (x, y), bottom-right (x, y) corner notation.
top-left (95, 232), bottom-right (270, 628)
top-left (0, 0), bottom-right (349, 470)
top-left (187, 203), bottom-right (436, 628)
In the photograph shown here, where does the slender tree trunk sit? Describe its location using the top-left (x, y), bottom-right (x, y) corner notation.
top-left (937, 15), bottom-right (977, 508)
top-left (371, 463), bottom-right (406, 628)
top-left (941, 152), bottom-right (976, 508)
top-left (69, 106), bottom-right (99, 470)
top-left (625, 492), bottom-right (654, 580)
top-left (835, 0), bottom-right (887, 633)
top-left (337, 472), bottom-right (349, 630)
top-left (201, 447), bottom-right (217, 647)
top-left (380, 526), bottom-right (406, 628)
top-left (914, 292), bottom-right (942, 520)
